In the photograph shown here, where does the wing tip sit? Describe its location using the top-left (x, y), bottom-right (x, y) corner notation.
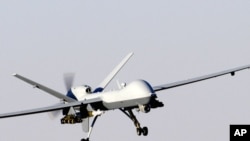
top-left (129, 52), bottom-right (134, 56)
top-left (12, 73), bottom-right (17, 76)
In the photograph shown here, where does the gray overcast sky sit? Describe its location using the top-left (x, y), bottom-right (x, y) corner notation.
top-left (1, 0), bottom-right (250, 141)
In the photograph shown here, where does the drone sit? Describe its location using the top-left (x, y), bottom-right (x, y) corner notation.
top-left (1, 52), bottom-right (250, 141)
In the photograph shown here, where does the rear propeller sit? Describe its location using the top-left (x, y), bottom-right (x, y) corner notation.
top-left (48, 73), bottom-right (75, 120)
top-left (48, 100), bottom-right (65, 120)
top-left (64, 73), bottom-right (75, 91)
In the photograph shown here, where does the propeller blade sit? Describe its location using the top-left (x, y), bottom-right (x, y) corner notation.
top-left (48, 100), bottom-right (65, 120)
top-left (63, 73), bottom-right (75, 90)
top-left (48, 110), bottom-right (61, 120)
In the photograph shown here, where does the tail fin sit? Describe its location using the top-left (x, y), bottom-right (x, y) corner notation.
top-left (13, 73), bottom-right (76, 102)
top-left (93, 52), bottom-right (134, 93)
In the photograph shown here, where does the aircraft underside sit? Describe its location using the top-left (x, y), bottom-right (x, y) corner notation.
top-left (61, 95), bottom-right (164, 141)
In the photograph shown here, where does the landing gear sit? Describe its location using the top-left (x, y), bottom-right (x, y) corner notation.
top-left (120, 108), bottom-right (149, 136)
top-left (81, 112), bottom-right (102, 141)
top-left (136, 128), bottom-right (142, 136)
top-left (136, 126), bottom-right (148, 136)
top-left (142, 127), bottom-right (148, 136)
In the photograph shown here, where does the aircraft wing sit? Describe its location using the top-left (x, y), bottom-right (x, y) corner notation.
top-left (153, 64), bottom-right (250, 92)
top-left (0, 97), bottom-right (101, 119)
top-left (13, 73), bottom-right (76, 102)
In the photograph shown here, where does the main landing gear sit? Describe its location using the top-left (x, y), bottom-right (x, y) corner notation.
top-left (120, 108), bottom-right (148, 136)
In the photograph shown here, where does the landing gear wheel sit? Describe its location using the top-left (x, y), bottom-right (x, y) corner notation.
top-left (136, 128), bottom-right (142, 136)
top-left (142, 127), bottom-right (148, 136)
top-left (81, 138), bottom-right (89, 141)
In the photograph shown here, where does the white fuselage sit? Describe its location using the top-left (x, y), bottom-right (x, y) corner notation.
top-left (76, 80), bottom-right (155, 110)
